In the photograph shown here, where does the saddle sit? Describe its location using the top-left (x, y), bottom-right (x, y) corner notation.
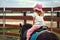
top-left (31, 26), bottom-right (48, 36)
top-left (35, 26), bottom-right (48, 32)
top-left (30, 26), bottom-right (48, 40)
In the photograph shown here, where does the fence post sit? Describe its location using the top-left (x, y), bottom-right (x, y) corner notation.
top-left (3, 8), bottom-right (6, 40)
top-left (57, 12), bottom-right (60, 28)
top-left (24, 12), bottom-right (26, 24)
top-left (51, 8), bottom-right (53, 32)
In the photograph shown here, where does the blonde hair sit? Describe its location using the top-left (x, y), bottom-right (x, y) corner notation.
top-left (40, 10), bottom-right (44, 16)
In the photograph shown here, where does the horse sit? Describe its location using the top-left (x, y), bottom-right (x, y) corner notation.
top-left (19, 23), bottom-right (59, 40)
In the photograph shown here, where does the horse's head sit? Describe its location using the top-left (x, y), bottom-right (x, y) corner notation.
top-left (20, 23), bottom-right (32, 30)
top-left (19, 23), bottom-right (32, 40)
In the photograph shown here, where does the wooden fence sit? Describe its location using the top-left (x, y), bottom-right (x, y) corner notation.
top-left (0, 7), bottom-right (60, 37)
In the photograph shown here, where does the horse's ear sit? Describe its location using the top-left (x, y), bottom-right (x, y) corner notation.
top-left (20, 23), bottom-right (22, 27)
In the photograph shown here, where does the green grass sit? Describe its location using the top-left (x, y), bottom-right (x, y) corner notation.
top-left (0, 28), bottom-right (19, 34)
top-left (0, 35), bottom-right (19, 40)
top-left (6, 28), bottom-right (19, 34)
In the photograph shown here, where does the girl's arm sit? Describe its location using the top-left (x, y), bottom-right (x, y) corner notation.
top-left (40, 10), bottom-right (44, 17)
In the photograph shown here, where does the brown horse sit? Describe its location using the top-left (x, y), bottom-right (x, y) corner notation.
top-left (20, 23), bottom-right (58, 40)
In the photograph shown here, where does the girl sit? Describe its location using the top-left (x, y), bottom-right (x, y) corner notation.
top-left (26, 3), bottom-right (45, 40)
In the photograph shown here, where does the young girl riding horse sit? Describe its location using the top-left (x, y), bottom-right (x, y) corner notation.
top-left (20, 23), bottom-right (59, 40)
top-left (26, 3), bottom-right (45, 40)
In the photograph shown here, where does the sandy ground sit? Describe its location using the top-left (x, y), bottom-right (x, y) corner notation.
top-left (0, 19), bottom-right (57, 28)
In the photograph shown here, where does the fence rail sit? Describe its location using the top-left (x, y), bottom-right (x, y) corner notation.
top-left (0, 16), bottom-right (60, 21)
